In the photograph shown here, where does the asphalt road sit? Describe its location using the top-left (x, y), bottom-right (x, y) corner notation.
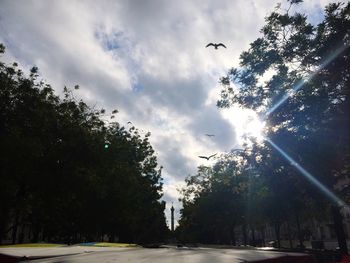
top-left (0, 246), bottom-right (315, 263)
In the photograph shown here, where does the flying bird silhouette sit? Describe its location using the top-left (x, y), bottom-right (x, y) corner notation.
top-left (205, 134), bottom-right (215, 137)
top-left (198, 153), bottom-right (217, 160)
top-left (206, 43), bottom-right (227, 49)
top-left (127, 121), bottom-right (132, 124)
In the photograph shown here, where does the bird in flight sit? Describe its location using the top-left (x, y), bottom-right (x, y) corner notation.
top-left (205, 134), bottom-right (215, 137)
top-left (127, 121), bottom-right (132, 124)
top-left (206, 43), bottom-right (227, 49)
top-left (198, 153), bottom-right (217, 160)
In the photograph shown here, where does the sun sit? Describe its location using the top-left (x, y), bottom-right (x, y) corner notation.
top-left (243, 114), bottom-right (266, 142)
top-left (221, 107), bottom-right (266, 144)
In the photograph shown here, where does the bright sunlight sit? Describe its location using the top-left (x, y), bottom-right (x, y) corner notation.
top-left (222, 107), bottom-right (266, 145)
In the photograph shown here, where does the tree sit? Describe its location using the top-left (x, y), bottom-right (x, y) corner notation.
top-left (217, 0), bottom-right (349, 252)
top-left (178, 152), bottom-right (269, 245)
top-left (178, 0), bottom-right (349, 250)
top-left (0, 44), bottom-right (168, 244)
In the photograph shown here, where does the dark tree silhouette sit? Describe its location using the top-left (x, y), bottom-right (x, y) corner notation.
top-left (179, 1), bottom-right (350, 252)
top-left (0, 44), bottom-right (168, 244)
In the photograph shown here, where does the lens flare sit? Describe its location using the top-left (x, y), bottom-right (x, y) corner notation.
top-left (266, 137), bottom-right (345, 207)
top-left (245, 116), bottom-right (266, 142)
top-left (265, 43), bottom-right (349, 118)
top-left (222, 108), bottom-right (266, 144)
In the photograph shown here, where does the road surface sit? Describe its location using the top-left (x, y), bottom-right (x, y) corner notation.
top-left (0, 246), bottom-right (316, 263)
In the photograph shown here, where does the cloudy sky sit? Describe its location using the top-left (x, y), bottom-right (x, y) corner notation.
top-left (0, 0), bottom-right (332, 227)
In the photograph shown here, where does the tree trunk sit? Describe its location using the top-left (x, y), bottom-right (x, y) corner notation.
top-left (274, 223), bottom-right (281, 248)
top-left (0, 224), bottom-right (4, 245)
top-left (32, 227), bottom-right (39, 243)
top-left (0, 212), bottom-right (9, 245)
top-left (332, 206), bottom-right (348, 255)
top-left (287, 221), bottom-right (293, 248)
top-left (295, 212), bottom-right (304, 248)
top-left (11, 212), bottom-right (19, 244)
top-left (251, 227), bottom-right (256, 246)
top-left (260, 228), bottom-right (266, 247)
top-left (242, 223), bottom-right (247, 246)
top-left (231, 230), bottom-right (236, 246)
top-left (18, 224), bottom-right (24, 244)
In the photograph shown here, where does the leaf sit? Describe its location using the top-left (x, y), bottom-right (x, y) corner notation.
top-left (0, 43), bottom-right (5, 53)
top-left (30, 66), bottom-right (38, 74)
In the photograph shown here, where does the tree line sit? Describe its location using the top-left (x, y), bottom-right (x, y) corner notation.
top-left (177, 0), bottom-right (350, 251)
top-left (0, 44), bottom-right (168, 244)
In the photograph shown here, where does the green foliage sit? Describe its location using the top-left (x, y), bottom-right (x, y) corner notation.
top-left (179, 1), bottom-right (350, 245)
top-left (0, 47), bottom-right (168, 244)
top-left (217, 0), bottom-right (350, 202)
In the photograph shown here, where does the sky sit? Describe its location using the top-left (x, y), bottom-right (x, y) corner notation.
top-left (0, 0), bottom-right (332, 227)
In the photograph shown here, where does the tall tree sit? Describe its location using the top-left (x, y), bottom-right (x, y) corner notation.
top-left (178, 0), bottom-right (349, 250)
top-left (0, 44), bottom-right (168, 244)
top-left (217, 0), bottom-right (349, 252)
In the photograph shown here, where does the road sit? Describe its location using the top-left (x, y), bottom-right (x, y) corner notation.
top-left (0, 246), bottom-right (316, 263)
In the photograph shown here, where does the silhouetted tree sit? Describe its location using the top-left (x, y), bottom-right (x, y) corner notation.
top-left (0, 44), bottom-right (168, 244)
top-left (178, 1), bottom-right (349, 251)
top-left (217, 0), bottom-right (349, 252)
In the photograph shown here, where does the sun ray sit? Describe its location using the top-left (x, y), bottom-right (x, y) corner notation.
top-left (264, 42), bottom-right (349, 118)
top-left (266, 137), bottom-right (345, 207)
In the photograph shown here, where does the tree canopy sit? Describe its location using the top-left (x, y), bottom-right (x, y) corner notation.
top-left (0, 44), bottom-right (168, 244)
top-left (178, 0), bottom-right (350, 247)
